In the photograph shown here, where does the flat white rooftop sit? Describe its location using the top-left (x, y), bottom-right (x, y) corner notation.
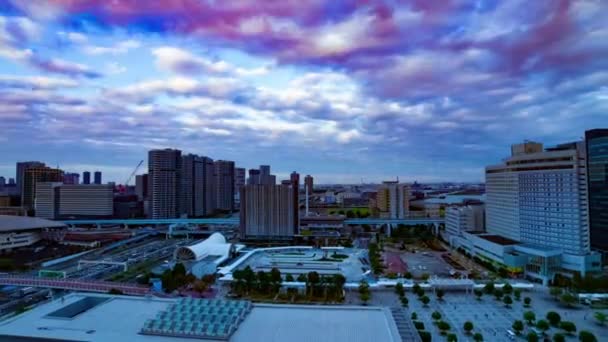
top-left (0, 294), bottom-right (402, 342)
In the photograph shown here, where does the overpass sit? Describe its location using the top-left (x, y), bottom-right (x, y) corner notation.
top-left (61, 217), bottom-right (443, 226)
top-left (0, 276), bottom-right (150, 296)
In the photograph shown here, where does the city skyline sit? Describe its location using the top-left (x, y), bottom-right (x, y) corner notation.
top-left (1, 1), bottom-right (607, 184)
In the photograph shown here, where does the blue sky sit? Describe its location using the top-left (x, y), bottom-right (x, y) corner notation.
top-left (0, 0), bottom-right (607, 184)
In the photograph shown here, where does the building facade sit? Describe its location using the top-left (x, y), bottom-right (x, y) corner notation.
top-left (585, 129), bottom-right (608, 253)
top-left (22, 166), bottom-right (63, 211)
top-left (290, 171), bottom-right (300, 234)
top-left (82, 171), bottom-right (91, 185)
top-left (445, 205), bottom-right (485, 239)
top-left (240, 184), bottom-right (295, 239)
top-left (304, 175), bottom-right (313, 195)
top-left (213, 160), bottom-right (235, 212)
top-left (135, 174), bottom-right (148, 201)
top-left (148, 149), bottom-right (182, 219)
top-left (58, 184), bottom-right (113, 218)
top-left (93, 171), bottom-right (102, 184)
top-left (377, 181), bottom-right (410, 219)
top-left (181, 154), bottom-right (215, 217)
top-left (16, 161), bottom-right (45, 196)
top-left (62, 173), bottom-right (80, 185)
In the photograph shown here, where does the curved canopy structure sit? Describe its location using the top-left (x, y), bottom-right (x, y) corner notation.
top-left (174, 233), bottom-right (233, 262)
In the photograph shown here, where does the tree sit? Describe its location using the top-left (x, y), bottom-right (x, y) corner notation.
top-left (270, 267), bottom-right (282, 292)
top-left (404, 272), bottom-right (413, 279)
top-left (359, 280), bottom-right (371, 304)
top-left (527, 331), bottom-right (539, 342)
top-left (484, 282), bottom-right (495, 294)
top-left (419, 331), bottom-right (431, 342)
top-left (436, 289), bottom-right (445, 301)
top-left (473, 332), bottom-right (484, 342)
top-left (553, 333), bottom-right (566, 342)
top-left (307, 271), bottom-right (320, 297)
top-left (297, 273), bottom-right (307, 282)
top-left (332, 274), bottom-right (346, 300)
top-left (560, 293), bottom-right (577, 308)
top-left (395, 282), bottom-right (404, 297)
top-left (108, 288), bottom-right (123, 295)
top-left (421, 295), bottom-right (430, 307)
top-left (411, 312), bottom-right (418, 320)
top-left (447, 333), bottom-right (458, 342)
top-left (594, 311), bottom-right (607, 325)
top-left (512, 320), bottom-right (524, 335)
top-left (401, 296), bottom-right (408, 307)
top-left (432, 311), bottom-right (442, 322)
top-left (524, 296), bottom-right (532, 307)
top-left (503, 283), bottom-right (513, 295)
top-left (494, 288), bottom-right (504, 300)
top-left (499, 267), bottom-right (509, 278)
top-left (550, 287), bottom-right (563, 299)
top-left (463, 321), bottom-right (474, 334)
top-left (474, 289), bottom-right (483, 300)
top-left (514, 289), bottom-right (522, 301)
top-left (503, 295), bottom-right (513, 307)
top-left (360, 291), bottom-right (370, 304)
top-left (285, 274), bottom-right (294, 282)
top-left (524, 311), bottom-right (536, 325)
top-left (438, 321), bottom-right (451, 335)
top-left (547, 311), bottom-right (561, 326)
top-left (578, 330), bottom-right (597, 342)
top-left (173, 262), bottom-right (187, 278)
top-left (559, 321), bottom-right (576, 335)
top-left (536, 320), bottom-right (549, 334)
top-left (193, 280), bottom-right (208, 294)
top-left (413, 283), bottom-right (421, 293)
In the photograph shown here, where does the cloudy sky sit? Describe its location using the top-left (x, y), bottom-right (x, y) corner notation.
top-left (0, 0), bottom-right (606, 184)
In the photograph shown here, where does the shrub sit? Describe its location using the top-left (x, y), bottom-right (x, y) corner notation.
top-left (418, 330), bottom-right (431, 342)
top-left (559, 321), bottom-right (576, 335)
top-left (578, 330), bottom-right (597, 342)
top-left (546, 311), bottom-right (561, 326)
top-left (413, 321), bottom-right (425, 330)
top-left (463, 321), bottom-right (474, 334)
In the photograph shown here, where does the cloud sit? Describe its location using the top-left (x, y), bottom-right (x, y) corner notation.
top-left (84, 39), bottom-right (141, 55)
top-left (0, 75), bottom-right (78, 89)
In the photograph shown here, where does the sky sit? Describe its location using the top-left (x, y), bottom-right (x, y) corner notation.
top-left (0, 0), bottom-right (607, 184)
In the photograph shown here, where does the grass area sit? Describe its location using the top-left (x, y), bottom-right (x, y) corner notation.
top-left (328, 207), bottom-right (370, 217)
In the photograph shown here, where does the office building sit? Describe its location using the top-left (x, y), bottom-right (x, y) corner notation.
top-left (0, 176), bottom-right (5, 190)
top-left (214, 160), bottom-right (235, 212)
top-left (240, 184), bottom-right (296, 239)
top-left (445, 205), bottom-right (485, 240)
top-left (16, 161), bottom-right (45, 195)
top-left (260, 165), bottom-right (270, 183)
top-left (182, 154), bottom-right (215, 217)
top-left (82, 171), bottom-right (91, 184)
top-left (247, 169), bottom-right (260, 185)
top-left (22, 166), bottom-right (63, 211)
top-left (35, 183), bottom-right (113, 219)
top-left (377, 181), bottom-right (410, 219)
top-left (148, 149), bottom-right (182, 219)
top-left (235, 168), bottom-right (246, 191)
top-left (94, 171), bottom-right (102, 184)
top-left (62, 172), bottom-right (80, 185)
top-left (290, 171), bottom-right (300, 233)
top-left (8, 178), bottom-right (14, 185)
top-left (304, 175), bottom-right (313, 195)
top-left (135, 174), bottom-right (148, 201)
top-left (585, 129), bottom-right (608, 252)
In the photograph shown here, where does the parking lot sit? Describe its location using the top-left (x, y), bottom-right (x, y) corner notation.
top-left (400, 252), bottom-right (453, 278)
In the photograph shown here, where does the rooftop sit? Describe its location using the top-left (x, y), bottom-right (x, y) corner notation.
top-left (0, 293), bottom-right (403, 342)
top-left (0, 215), bottom-right (66, 232)
top-left (478, 234), bottom-right (519, 246)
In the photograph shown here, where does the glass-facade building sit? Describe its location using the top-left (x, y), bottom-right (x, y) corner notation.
top-left (586, 129), bottom-right (608, 252)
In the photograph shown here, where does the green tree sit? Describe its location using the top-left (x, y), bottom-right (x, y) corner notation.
top-left (413, 283), bottom-right (421, 293)
top-left (411, 312), bottom-right (418, 320)
top-left (484, 282), bottom-right (495, 294)
top-left (421, 295), bottom-right (430, 307)
top-left (438, 320), bottom-right (451, 335)
top-left (358, 280), bottom-right (371, 304)
top-left (578, 330), bottom-right (597, 342)
top-left (193, 279), bottom-right (208, 294)
top-left (447, 333), bottom-right (458, 342)
top-left (550, 287), bottom-right (563, 299)
top-left (404, 272), bottom-right (413, 279)
top-left (297, 273), bottom-right (307, 282)
top-left (553, 333), bottom-right (566, 342)
top-left (257, 271), bottom-right (270, 293)
top-left (432, 311), bottom-right (442, 322)
top-left (463, 321), bottom-right (474, 334)
top-left (559, 321), bottom-right (576, 335)
top-left (332, 274), bottom-right (346, 300)
top-left (419, 331), bottom-right (431, 342)
top-left (524, 311), bottom-right (536, 325)
top-left (536, 319), bottom-right (549, 334)
top-left (400, 296), bottom-right (408, 307)
top-left (360, 291), bottom-right (370, 304)
top-left (473, 332), bottom-right (484, 342)
top-left (395, 282), bottom-right (404, 297)
top-left (173, 262), bottom-right (187, 278)
top-left (307, 271), bottom-right (320, 297)
top-left (498, 267), bottom-right (509, 278)
top-left (514, 289), bottom-right (522, 301)
top-left (527, 331), bottom-right (539, 342)
top-left (436, 289), bottom-right (445, 301)
top-left (546, 311), bottom-right (561, 326)
top-left (503, 295), bottom-right (513, 307)
top-left (524, 296), bottom-right (532, 307)
top-left (474, 289), bottom-right (483, 300)
top-left (270, 267), bottom-right (282, 292)
top-left (560, 293), bottom-right (577, 308)
top-left (594, 311), bottom-right (607, 325)
top-left (494, 288), bottom-right (504, 300)
top-left (503, 283), bottom-right (513, 295)
top-left (285, 274), bottom-right (294, 282)
top-left (512, 320), bottom-right (524, 335)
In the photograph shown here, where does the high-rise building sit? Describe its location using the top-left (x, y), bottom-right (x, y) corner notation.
top-left (585, 129), bottom-right (608, 252)
top-left (8, 178), bottom-right (15, 185)
top-left (148, 149), bottom-right (182, 219)
top-left (16, 161), bottom-right (45, 195)
top-left (62, 173), bottom-right (80, 185)
top-left (259, 165), bottom-right (270, 183)
top-left (135, 174), bottom-right (148, 201)
top-left (94, 171), bottom-right (102, 184)
top-left (35, 183), bottom-right (113, 219)
top-left (22, 166), bottom-right (63, 210)
top-left (247, 169), bottom-right (260, 185)
top-left (235, 168), bottom-right (246, 192)
top-left (304, 175), bottom-right (313, 195)
top-left (0, 176), bottom-right (5, 190)
top-left (181, 154), bottom-right (215, 217)
top-left (445, 205), bottom-right (485, 239)
top-left (213, 160), bottom-right (234, 212)
top-left (290, 171), bottom-right (300, 233)
top-left (376, 181), bottom-right (410, 219)
top-left (240, 184), bottom-right (295, 239)
top-left (82, 171), bottom-right (91, 185)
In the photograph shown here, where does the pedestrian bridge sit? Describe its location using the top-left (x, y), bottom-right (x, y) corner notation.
top-left (0, 276), bottom-right (150, 296)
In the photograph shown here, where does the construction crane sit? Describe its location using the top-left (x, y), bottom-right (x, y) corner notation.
top-left (124, 160), bottom-right (144, 187)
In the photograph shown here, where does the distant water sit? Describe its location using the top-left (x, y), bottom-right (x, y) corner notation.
top-left (423, 194), bottom-right (485, 204)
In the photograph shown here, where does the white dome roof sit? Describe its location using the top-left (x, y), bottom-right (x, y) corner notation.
top-left (174, 232), bottom-right (231, 262)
